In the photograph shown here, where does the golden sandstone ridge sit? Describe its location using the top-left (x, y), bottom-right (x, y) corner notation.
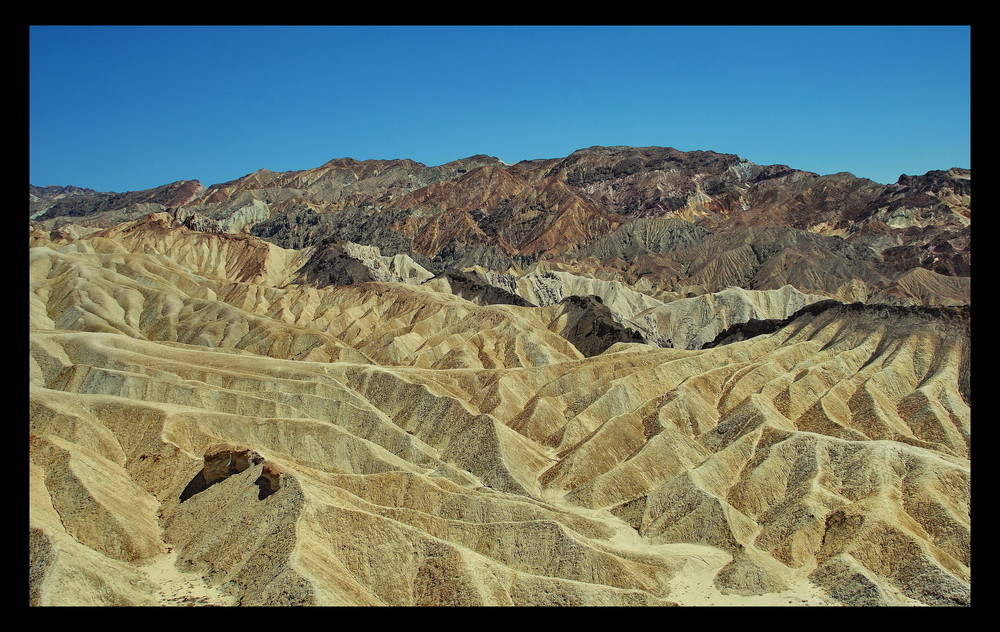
top-left (29, 148), bottom-right (971, 607)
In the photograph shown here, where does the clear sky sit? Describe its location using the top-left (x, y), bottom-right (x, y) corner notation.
top-left (29, 25), bottom-right (971, 192)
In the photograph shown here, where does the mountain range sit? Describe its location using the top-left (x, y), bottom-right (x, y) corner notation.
top-left (29, 145), bottom-right (971, 606)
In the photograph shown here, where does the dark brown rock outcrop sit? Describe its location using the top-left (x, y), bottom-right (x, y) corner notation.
top-left (553, 294), bottom-right (648, 356)
top-left (180, 445), bottom-right (266, 502)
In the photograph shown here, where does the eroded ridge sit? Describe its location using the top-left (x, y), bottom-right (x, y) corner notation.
top-left (29, 154), bottom-right (970, 606)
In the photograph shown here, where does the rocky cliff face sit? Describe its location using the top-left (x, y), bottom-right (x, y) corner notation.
top-left (29, 146), bottom-right (971, 606)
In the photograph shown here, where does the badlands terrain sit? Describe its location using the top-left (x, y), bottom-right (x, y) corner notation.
top-left (29, 146), bottom-right (970, 606)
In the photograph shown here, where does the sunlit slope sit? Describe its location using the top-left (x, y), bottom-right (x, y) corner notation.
top-left (28, 217), bottom-right (969, 606)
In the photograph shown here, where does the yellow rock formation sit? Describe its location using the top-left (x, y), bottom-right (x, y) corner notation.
top-left (28, 216), bottom-right (970, 606)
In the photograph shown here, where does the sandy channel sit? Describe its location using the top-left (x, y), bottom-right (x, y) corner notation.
top-left (139, 549), bottom-right (235, 607)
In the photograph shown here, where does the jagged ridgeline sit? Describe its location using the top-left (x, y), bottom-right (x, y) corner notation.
top-left (29, 146), bottom-right (970, 606)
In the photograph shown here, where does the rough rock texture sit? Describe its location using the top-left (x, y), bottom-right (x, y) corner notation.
top-left (32, 180), bottom-right (206, 225)
top-left (30, 145), bottom-right (967, 304)
top-left (295, 240), bottom-right (434, 288)
top-left (545, 294), bottom-right (648, 357)
top-left (29, 146), bottom-right (970, 607)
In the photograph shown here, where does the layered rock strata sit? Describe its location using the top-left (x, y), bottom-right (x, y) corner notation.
top-left (29, 146), bottom-right (971, 607)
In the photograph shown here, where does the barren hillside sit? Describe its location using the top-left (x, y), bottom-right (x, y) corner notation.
top-left (29, 146), bottom-right (971, 606)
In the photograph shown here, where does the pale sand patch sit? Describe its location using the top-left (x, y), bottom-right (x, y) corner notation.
top-left (590, 504), bottom-right (838, 607)
top-left (138, 549), bottom-right (235, 607)
top-left (657, 543), bottom-right (836, 606)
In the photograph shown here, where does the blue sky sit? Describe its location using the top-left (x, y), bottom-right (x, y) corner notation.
top-left (30, 25), bottom-right (971, 192)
